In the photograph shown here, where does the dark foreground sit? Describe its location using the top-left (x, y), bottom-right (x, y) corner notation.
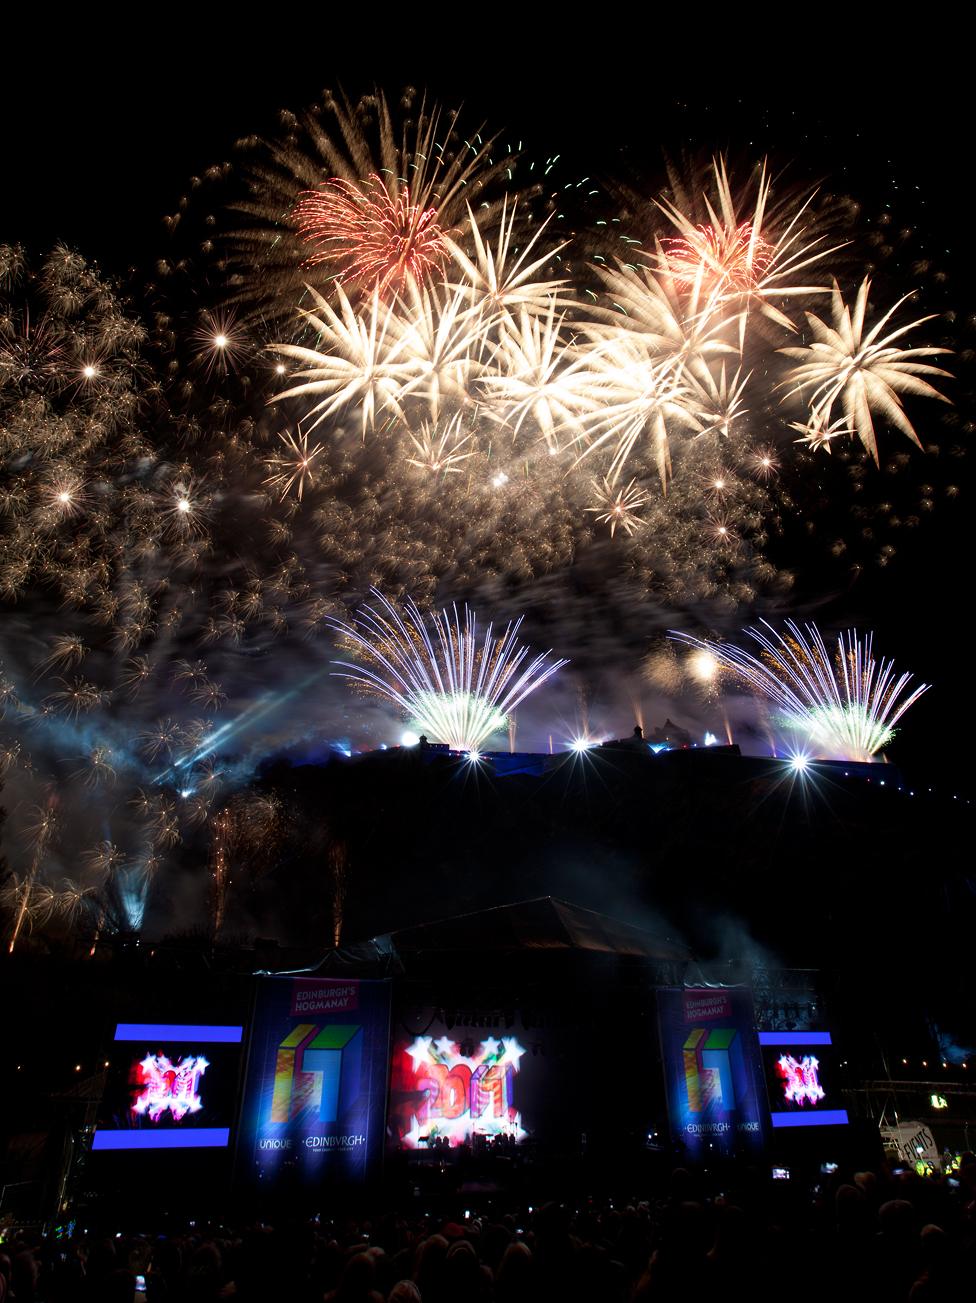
top-left (3, 1158), bottom-right (976, 1302)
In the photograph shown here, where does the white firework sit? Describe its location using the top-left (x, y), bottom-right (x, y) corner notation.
top-left (670, 620), bottom-right (929, 762)
top-left (389, 279), bottom-right (491, 422)
top-left (329, 588), bottom-right (568, 753)
top-left (445, 200), bottom-right (570, 317)
top-left (272, 283), bottom-right (411, 435)
top-left (780, 279), bottom-right (952, 462)
top-left (586, 476), bottom-right (648, 537)
top-left (573, 334), bottom-right (702, 488)
top-left (403, 412), bottom-right (474, 475)
top-left (479, 303), bottom-right (602, 451)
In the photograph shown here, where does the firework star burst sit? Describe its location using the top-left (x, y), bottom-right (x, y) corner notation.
top-left (328, 589), bottom-right (568, 753)
top-left (670, 621), bottom-right (929, 762)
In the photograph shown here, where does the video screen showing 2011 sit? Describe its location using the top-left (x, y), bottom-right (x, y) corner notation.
top-left (93, 1023), bottom-right (243, 1150)
top-left (757, 1032), bottom-right (849, 1129)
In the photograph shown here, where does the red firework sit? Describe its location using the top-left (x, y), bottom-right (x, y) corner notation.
top-left (664, 221), bottom-right (773, 293)
top-left (293, 174), bottom-right (448, 294)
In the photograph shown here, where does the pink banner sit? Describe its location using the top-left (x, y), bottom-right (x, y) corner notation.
top-left (683, 990), bottom-right (732, 1021)
top-left (289, 980), bottom-right (359, 1017)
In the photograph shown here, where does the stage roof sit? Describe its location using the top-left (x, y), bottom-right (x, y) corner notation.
top-left (385, 896), bottom-right (691, 963)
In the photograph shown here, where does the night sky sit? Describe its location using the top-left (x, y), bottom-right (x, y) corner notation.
top-left (2, 30), bottom-right (972, 781)
top-left (5, 35), bottom-right (969, 273)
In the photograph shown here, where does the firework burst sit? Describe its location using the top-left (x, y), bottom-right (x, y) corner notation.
top-left (790, 409), bottom-right (853, 454)
top-left (271, 283), bottom-right (411, 434)
top-left (586, 476), bottom-right (648, 537)
top-left (670, 620), bottom-right (929, 762)
top-left (403, 412), bottom-right (474, 475)
top-left (264, 427), bottom-right (324, 501)
top-left (329, 589), bottom-right (568, 752)
top-left (227, 88), bottom-right (530, 323)
top-left (192, 310), bottom-right (246, 376)
top-left (479, 302), bottom-right (600, 451)
top-left (664, 220), bottom-right (773, 293)
top-left (779, 279), bottom-right (953, 461)
top-left (293, 174), bottom-right (448, 294)
top-left (161, 479), bottom-right (209, 538)
top-left (40, 470), bottom-right (87, 520)
top-left (655, 157), bottom-right (838, 331)
top-left (573, 335), bottom-right (702, 488)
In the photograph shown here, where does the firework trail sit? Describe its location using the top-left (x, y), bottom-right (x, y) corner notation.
top-left (328, 838), bottom-right (348, 948)
top-left (210, 807), bottom-right (232, 939)
top-left (670, 621), bottom-right (929, 762)
top-left (329, 589), bottom-right (568, 753)
top-left (204, 794), bottom-right (283, 939)
top-left (6, 800), bottom-right (58, 953)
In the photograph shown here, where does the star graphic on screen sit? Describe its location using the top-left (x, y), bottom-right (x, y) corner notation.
top-left (500, 1038), bottom-right (525, 1070)
top-left (402, 1115), bottom-right (426, 1148)
top-left (406, 1036), bottom-right (434, 1072)
top-left (480, 1037), bottom-right (501, 1060)
top-left (434, 1036), bottom-right (456, 1060)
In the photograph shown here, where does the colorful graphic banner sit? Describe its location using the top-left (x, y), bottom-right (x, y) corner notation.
top-left (240, 977), bottom-right (391, 1188)
top-left (658, 988), bottom-right (765, 1159)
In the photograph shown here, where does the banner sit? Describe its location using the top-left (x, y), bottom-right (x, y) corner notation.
top-left (658, 988), bottom-right (765, 1159)
top-left (240, 977), bottom-right (391, 1188)
top-left (881, 1121), bottom-right (939, 1167)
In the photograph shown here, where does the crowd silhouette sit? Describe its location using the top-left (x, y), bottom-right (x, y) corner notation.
top-left (2, 1157), bottom-right (975, 1301)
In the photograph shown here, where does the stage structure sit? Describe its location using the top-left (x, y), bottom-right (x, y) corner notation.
top-left (78, 900), bottom-right (862, 1209)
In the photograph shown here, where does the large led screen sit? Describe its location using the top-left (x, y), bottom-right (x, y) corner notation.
top-left (390, 1029), bottom-right (526, 1148)
top-left (387, 1006), bottom-right (572, 1150)
top-left (92, 1023), bottom-right (244, 1151)
top-left (758, 1031), bottom-right (849, 1128)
